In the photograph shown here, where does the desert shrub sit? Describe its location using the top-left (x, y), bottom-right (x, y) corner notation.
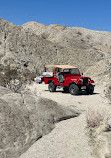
top-left (23, 69), bottom-right (36, 82)
top-left (86, 108), bottom-right (110, 128)
top-left (62, 24), bottom-right (68, 30)
top-left (4, 65), bottom-right (18, 80)
top-left (0, 65), bottom-right (23, 92)
top-left (86, 34), bottom-right (92, 39)
top-left (106, 85), bottom-right (111, 102)
top-left (81, 38), bottom-right (85, 42)
top-left (41, 32), bottom-right (49, 39)
top-left (77, 31), bottom-right (82, 36)
top-left (0, 65), bottom-right (18, 86)
top-left (0, 65), bottom-right (36, 92)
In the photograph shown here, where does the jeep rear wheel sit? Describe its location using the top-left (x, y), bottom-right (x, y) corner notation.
top-left (86, 84), bottom-right (94, 95)
top-left (69, 84), bottom-right (79, 95)
top-left (48, 82), bottom-right (56, 92)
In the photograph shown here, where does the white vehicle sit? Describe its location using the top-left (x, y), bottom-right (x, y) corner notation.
top-left (34, 72), bottom-right (53, 84)
top-left (34, 76), bottom-right (43, 84)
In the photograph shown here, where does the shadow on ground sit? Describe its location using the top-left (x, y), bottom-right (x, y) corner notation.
top-left (44, 90), bottom-right (100, 95)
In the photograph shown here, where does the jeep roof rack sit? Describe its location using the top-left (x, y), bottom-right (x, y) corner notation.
top-left (45, 65), bottom-right (77, 69)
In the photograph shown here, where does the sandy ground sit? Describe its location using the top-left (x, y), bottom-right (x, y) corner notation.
top-left (19, 83), bottom-right (110, 158)
top-left (26, 83), bottom-right (110, 111)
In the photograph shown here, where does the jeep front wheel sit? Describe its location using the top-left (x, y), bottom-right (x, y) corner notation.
top-left (86, 84), bottom-right (94, 95)
top-left (69, 84), bottom-right (79, 95)
top-left (48, 82), bottom-right (56, 92)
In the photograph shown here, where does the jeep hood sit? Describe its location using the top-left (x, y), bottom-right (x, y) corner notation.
top-left (65, 76), bottom-right (90, 80)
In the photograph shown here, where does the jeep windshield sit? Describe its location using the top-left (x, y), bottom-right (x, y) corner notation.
top-left (63, 68), bottom-right (80, 74)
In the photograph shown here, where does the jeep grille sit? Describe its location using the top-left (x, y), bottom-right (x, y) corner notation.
top-left (83, 78), bottom-right (88, 85)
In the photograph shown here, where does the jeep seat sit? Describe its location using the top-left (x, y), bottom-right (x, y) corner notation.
top-left (58, 72), bottom-right (64, 83)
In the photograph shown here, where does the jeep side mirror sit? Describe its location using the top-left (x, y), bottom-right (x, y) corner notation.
top-left (81, 73), bottom-right (83, 76)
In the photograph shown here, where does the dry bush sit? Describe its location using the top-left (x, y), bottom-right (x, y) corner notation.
top-left (106, 85), bottom-right (111, 102)
top-left (76, 31), bottom-right (82, 36)
top-left (23, 69), bottom-right (36, 82)
top-left (86, 34), bottom-right (92, 40)
top-left (0, 65), bottom-right (36, 92)
top-left (86, 108), bottom-right (110, 128)
top-left (0, 65), bottom-right (18, 86)
top-left (0, 65), bottom-right (23, 92)
top-left (41, 32), bottom-right (49, 39)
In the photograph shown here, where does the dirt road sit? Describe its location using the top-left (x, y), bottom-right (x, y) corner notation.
top-left (19, 83), bottom-right (110, 158)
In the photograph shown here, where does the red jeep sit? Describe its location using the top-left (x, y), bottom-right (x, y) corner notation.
top-left (43, 65), bottom-right (94, 95)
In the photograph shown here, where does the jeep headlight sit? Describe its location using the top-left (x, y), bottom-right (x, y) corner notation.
top-left (88, 78), bottom-right (91, 83)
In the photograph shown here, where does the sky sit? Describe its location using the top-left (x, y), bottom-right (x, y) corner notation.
top-left (0, 0), bottom-right (111, 32)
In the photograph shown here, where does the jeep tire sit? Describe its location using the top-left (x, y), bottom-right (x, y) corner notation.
top-left (69, 84), bottom-right (79, 95)
top-left (86, 84), bottom-right (94, 95)
top-left (48, 82), bottom-right (56, 92)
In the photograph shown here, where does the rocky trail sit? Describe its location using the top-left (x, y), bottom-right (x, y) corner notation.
top-left (20, 114), bottom-right (92, 158)
top-left (19, 83), bottom-right (110, 158)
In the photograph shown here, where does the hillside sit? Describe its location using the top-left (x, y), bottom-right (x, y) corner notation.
top-left (22, 21), bottom-right (111, 53)
top-left (0, 18), bottom-right (109, 76)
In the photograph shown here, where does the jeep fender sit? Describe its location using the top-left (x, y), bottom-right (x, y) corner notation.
top-left (69, 82), bottom-right (77, 87)
top-left (90, 80), bottom-right (94, 84)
